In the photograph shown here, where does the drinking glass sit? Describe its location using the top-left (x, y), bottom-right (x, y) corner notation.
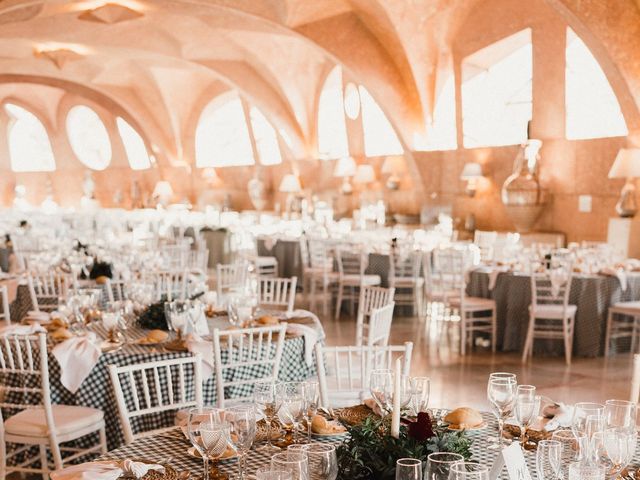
top-left (370, 369), bottom-right (394, 414)
top-left (572, 402), bottom-right (605, 460)
top-left (396, 458), bottom-right (422, 480)
top-left (513, 385), bottom-right (539, 448)
top-left (281, 382), bottom-right (305, 443)
top-left (226, 405), bottom-right (256, 480)
top-left (305, 443), bottom-right (338, 480)
top-left (487, 377), bottom-right (517, 449)
top-left (425, 453), bottom-right (464, 480)
top-left (551, 429), bottom-right (579, 479)
top-left (604, 399), bottom-right (637, 432)
top-left (393, 375), bottom-right (413, 410)
top-left (302, 381), bottom-right (319, 443)
top-left (410, 377), bottom-right (430, 416)
top-left (536, 440), bottom-right (562, 480)
top-left (186, 407), bottom-right (225, 480)
top-left (254, 381), bottom-right (282, 454)
top-left (447, 462), bottom-right (489, 480)
top-left (567, 462), bottom-right (605, 480)
top-left (270, 452), bottom-right (309, 480)
top-left (486, 372), bottom-right (516, 443)
top-left (255, 468), bottom-right (292, 480)
top-left (591, 427), bottom-right (637, 478)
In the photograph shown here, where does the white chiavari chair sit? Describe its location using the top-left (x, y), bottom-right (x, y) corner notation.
top-left (216, 263), bottom-right (248, 298)
top-left (212, 324), bottom-right (287, 408)
top-left (160, 244), bottom-right (190, 271)
top-left (473, 230), bottom-right (498, 262)
top-left (187, 249), bottom-right (209, 276)
top-left (107, 355), bottom-right (203, 445)
top-left (355, 286), bottom-right (395, 346)
top-left (1, 332), bottom-right (106, 478)
top-left (253, 256), bottom-right (279, 278)
top-left (27, 271), bottom-right (74, 312)
top-left (257, 276), bottom-right (297, 312)
top-left (105, 278), bottom-right (127, 304)
top-left (335, 246), bottom-right (381, 320)
top-left (367, 302), bottom-right (395, 347)
top-left (315, 342), bottom-right (413, 408)
top-left (0, 285), bottom-right (10, 325)
top-left (151, 270), bottom-right (188, 302)
top-left (307, 238), bottom-right (338, 316)
top-left (605, 302), bottom-right (640, 355)
top-left (522, 262), bottom-right (576, 365)
top-left (389, 249), bottom-right (423, 315)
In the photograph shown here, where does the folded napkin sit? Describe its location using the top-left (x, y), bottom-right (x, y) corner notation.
top-left (185, 333), bottom-right (214, 379)
top-left (262, 237), bottom-right (276, 251)
top-left (0, 323), bottom-right (45, 335)
top-left (363, 397), bottom-right (384, 417)
top-left (52, 332), bottom-right (102, 393)
top-left (600, 267), bottom-right (628, 291)
top-left (283, 309), bottom-right (326, 366)
top-left (549, 268), bottom-right (568, 297)
top-left (24, 311), bottom-right (51, 323)
top-left (544, 403), bottom-right (574, 431)
top-left (51, 459), bottom-right (165, 480)
top-left (487, 266), bottom-right (511, 291)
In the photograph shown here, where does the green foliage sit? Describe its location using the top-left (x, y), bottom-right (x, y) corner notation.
top-left (336, 416), bottom-right (472, 480)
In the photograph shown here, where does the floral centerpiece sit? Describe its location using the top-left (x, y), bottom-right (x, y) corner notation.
top-left (336, 413), bottom-right (472, 480)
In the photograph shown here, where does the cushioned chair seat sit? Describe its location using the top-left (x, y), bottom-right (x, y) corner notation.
top-left (611, 301), bottom-right (640, 315)
top-left (449, 296), bottom-right (495, 310)
top-left (341, 274), bottom-right (381, 286)
top-left (529, 304), bottom-right (577, 319)
top-left (5, 405), bottom-right (104, 437)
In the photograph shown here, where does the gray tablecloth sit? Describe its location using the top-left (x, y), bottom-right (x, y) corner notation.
top-left (201, 228), bottom-right (232, 268)
top-left (0, 247), bottom-right (10, 272)
top-left (467, 270), bottom-right (640, 357)
top-left (257, 238), bottom-right (303, 279)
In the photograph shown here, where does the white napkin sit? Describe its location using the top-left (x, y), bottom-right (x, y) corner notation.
top-left (262, 237), bottom-right (276, 251)
top-left (185, 333), bottom-right (214, 379)
top-left (283, 309), bottom-right (325, 367)
top-left (0, 323), bottom-right (45, 335)
top-left (52, 332), bottom-right (102, 393)
top-left (544, 403), bottom-right (575, 431)
top-left (601, 267), bottom-right (628, 291)
top-left (487, 266), bottom-right (511, 290)
top-left (51, 459), bottom-right (165, 480)
top-left (25, 311), bottom-right (51, 323)
top-left (549, 268), bottom-right (568, 297)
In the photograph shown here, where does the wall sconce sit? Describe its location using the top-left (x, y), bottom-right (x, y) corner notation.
top-left (353, 164), bottom-right (376, 185)
top-left (381, 155), bottom-right (407, 190)
top-left (460, 162), bottom-right (484, 197)
top-left (279, 174), bottom-right (302, 219)
top-left (608, 148), bottom-right (640, 217)
top-left (334, 156), bottom-right (357, 195)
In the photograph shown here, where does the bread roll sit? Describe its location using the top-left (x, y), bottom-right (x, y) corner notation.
top-left (444, 407), bottom-right (483, 429)
top-left (256, 315), bottom-right (279, 326)
top-left (311, 415), bottom-right (346, 434)
top-left (51, 328), bottom-right (73, 341)
top-left (146, 329), bottom-right (169, 342)
top-left (95, 275), bottom-right (110, 285)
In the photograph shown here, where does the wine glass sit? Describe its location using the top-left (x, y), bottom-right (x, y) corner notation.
top-left (426, 453), bottom-right (464, 480)
top-left (409, 377), bottom-right (430, 417)
top-left (591, 427), bottom-right (637, 478)
top-left (226, 405), bottom-right (256, 480)
top-left (513, 385), bottom-right (539, 449)
top-left (370, 369), bottom-right (393, 414)
top-left (447, 462), bottom-right (489, 479)
top-left (270, 452), bottom-right (309, 480)
top-left (604, 399), bottom-right (637, 432)
top-left (254, 381), bottom-right (282, 454)
top-left (186, 407), bottom-right (224, 480)
top-left (396, 458), bottom-right (422, 480)
top-left (305, 443), bottom-right (338, 480)
top-left (572, 402), bottom-right (605, 460)
top-left (200, 421), bottom-right (232, 479)
top-left (487, 377), bottom-right (516, 449)
top-left (302, 381), bottom-right (319, 443)
top-left (567, 462), bottom-right (605, 480)
top-left (255, 468), bottom-right (293, 480)
top-left (552, 429), bottom-right (579, 479)
top-left (281, 382), bottom-right (305, 443)
top-left (536, 440), bottom-right (562, 480)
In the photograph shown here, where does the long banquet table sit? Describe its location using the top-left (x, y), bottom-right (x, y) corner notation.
top-left (467, 269), bottom-right (640, 357)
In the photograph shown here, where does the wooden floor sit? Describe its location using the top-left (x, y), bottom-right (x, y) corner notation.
top-left (323, 302), bottom-right (636, 410)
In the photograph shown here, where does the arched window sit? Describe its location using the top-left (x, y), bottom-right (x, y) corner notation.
top-left (5, 103), bottom-right (55, 172)
top-left (66, 105), bottom-right (111, 170)
top-left (195, 94), bottom-right (255, 167)
top-left (565, 27), bottom-right (627, 140)
top-left (461, 29), bottom-right (532, 148)
top-left (250, 106), bottom-right (282, 166)
top-left (317, 66), bottom-right (349, 159)
top-left (116, 117), bottom-right (151, 170)
top-left (359, 85), bottom-right (404, 156)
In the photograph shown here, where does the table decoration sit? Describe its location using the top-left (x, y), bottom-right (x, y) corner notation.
top-left (50, 459), bottom-right (165, 480)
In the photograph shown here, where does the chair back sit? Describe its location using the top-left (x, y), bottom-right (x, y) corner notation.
top-left (0, 285), bottom-right (10, 325)
top-left (367, 302), bottom-right (395, 347)
top-left (27, 271), bottom-right (73, 312)
top-left (530, 262), bottom-right (573, 313)
top-left (389, 249), bottom-right (422, 281)
top-left (474, 230), bottom-right (498, 262)
top-left (187, 249), bottom-right (209, 274)
top-left (212, 324), bottom-right (287, 408)
top-left (432, 248), bottom-right (468, 294)
top-left (107, 354), bottom-right (203, 444)
top-left (216, 263), bottom-right (248, 297)
top-left (315, 342), bottom-right (413, 408)
top-left (356, 286), bottom-right (395, 345)
top-left (105, 278), bottom-right (127, 304)
top-left (152, 270), bottom-right (188, 301)
top-left (336, 246), bottom-right (367, 280)
top-left (160, 244), bottom-right (190, 270)
top-left (308, 239), bottom-right (334, 273)
top-left (257, 277), bottom-right (297, 312)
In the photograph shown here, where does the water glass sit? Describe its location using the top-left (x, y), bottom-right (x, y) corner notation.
top-left (487, 377), bottom-right (517, 449)
top-left (605, 399), bottom-right (637, 432)
top-left (551, 429), bottom-right (578, 479)
top-left (514, 385), bottom-right (539, 448)
top-left (567, 462), bottom-right (605, 480)
top-left (254, 381), bottom-right (282, 454)
top-left (370, 369), bottom-right (394, 414)
top-left (305, 443), bottom-right (338, 480)
top-left (186, 407), bottom-right (226, 480)
top-left (591, 427), bottom-right (637, 477)
top-left (271, 452), bottom-right (309, 480)
top-left (425, 452), bottom-right (464, 480)
top-left (226, 405), bottom-right (256, 480)
top-left (281, 382), bottom-right (305, 443)
top-left (447, 462), bottom-right (489, 479)
top-left (255, 468), bottom-right (293, 480)
top-left (571, 402), bottom-right (605, 459)
top-left (536, 440), bottom-right (562, 480)
top-left (303, 381), bottom-right (319, 443)
top-left (396, 458), bottom-right (422, 480)
top-left (410, 377), bottom-right (431, 416)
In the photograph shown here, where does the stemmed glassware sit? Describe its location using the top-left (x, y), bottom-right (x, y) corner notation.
top-left (409, 377), bottom-right (430, 416)
top-left (280, 382), bottom-right (305, 443)
top-left (270, 452), bottom-right (309, 480)
top-left (536, 439), bottom-right (562, 479)
top-left (447, 462), bottom-right (489, 479)
top-left (571, 402), bottom-right (605, 461)
top-left (302, 381), bottom-right (319, 443)
top-left (305, 443), bottom-right (338, 480)
top-left (254, 381), bottom-right (282, 454)
top-left (425, 453), bottom-right (464, 480)
top-left (513, 385), bottom-right (540, 449)
top-left (370, 369), bottom-right (394, 414)
top-left (186, 407), bottom-right (226, 480)
top-left (226, 405), bottom-right (256, 480)
top-left (604, 399), bottom-right (637, 432)
top-left (396, 458), bottom-right (422, 480)
top-left (487, 376), bottom-right (517, 449)
top-left (590, 427), bottom-right (637, 478)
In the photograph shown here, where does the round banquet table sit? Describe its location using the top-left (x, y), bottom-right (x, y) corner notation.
top-left (0, 246), bottom-right (10, 272)
top-left (2, 320), bottom-right (318, 450)
top-left (97, 411), bottom-right (640, 479)
top-left (467, 270), bottom-right (640, 357)
top-left (257, 238), bottom-right (303, 280)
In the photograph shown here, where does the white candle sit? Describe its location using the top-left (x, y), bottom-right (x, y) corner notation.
top-left (391, 357), bottom-right (402, 438)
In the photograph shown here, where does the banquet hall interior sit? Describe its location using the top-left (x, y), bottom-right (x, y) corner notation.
top-left (3, 0), bottom-right (640, 479)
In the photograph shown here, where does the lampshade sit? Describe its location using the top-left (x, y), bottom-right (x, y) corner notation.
top-left (152, 180), bottom-right (173, 198)
top-left (460, 162), bottom-right (483, 180)
top-left (381, 155), bottom-right (406, 175)
top-left (279, 174), bottom-right (302, 193)
top-left (353, 164), bottom-right (376, 184)
top-left (608, 148), bottom-right (640, 179)
top-left (334, 156), bottom-right (357, 177)
top-left (202, 167), bottom-right (222, 185)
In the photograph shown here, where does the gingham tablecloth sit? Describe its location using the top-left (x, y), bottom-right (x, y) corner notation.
top-left (467, 270), bottom-right (640, 357)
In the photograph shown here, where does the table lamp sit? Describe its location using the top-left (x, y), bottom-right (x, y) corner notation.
top-left (334, 156), bottom-right (357, 194)
top-left (460, 162), bottom-right (483, 197)
top-left (152, 180), bottom-right (173, 208)
top-left (608, 148), bottom-right (640, 218)
top-left (381, 155), bottom-right (406, 190)
top-left (353, 164), bottom-right (376, 185)
top-left (279, 174), bottom-right (302, 218)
